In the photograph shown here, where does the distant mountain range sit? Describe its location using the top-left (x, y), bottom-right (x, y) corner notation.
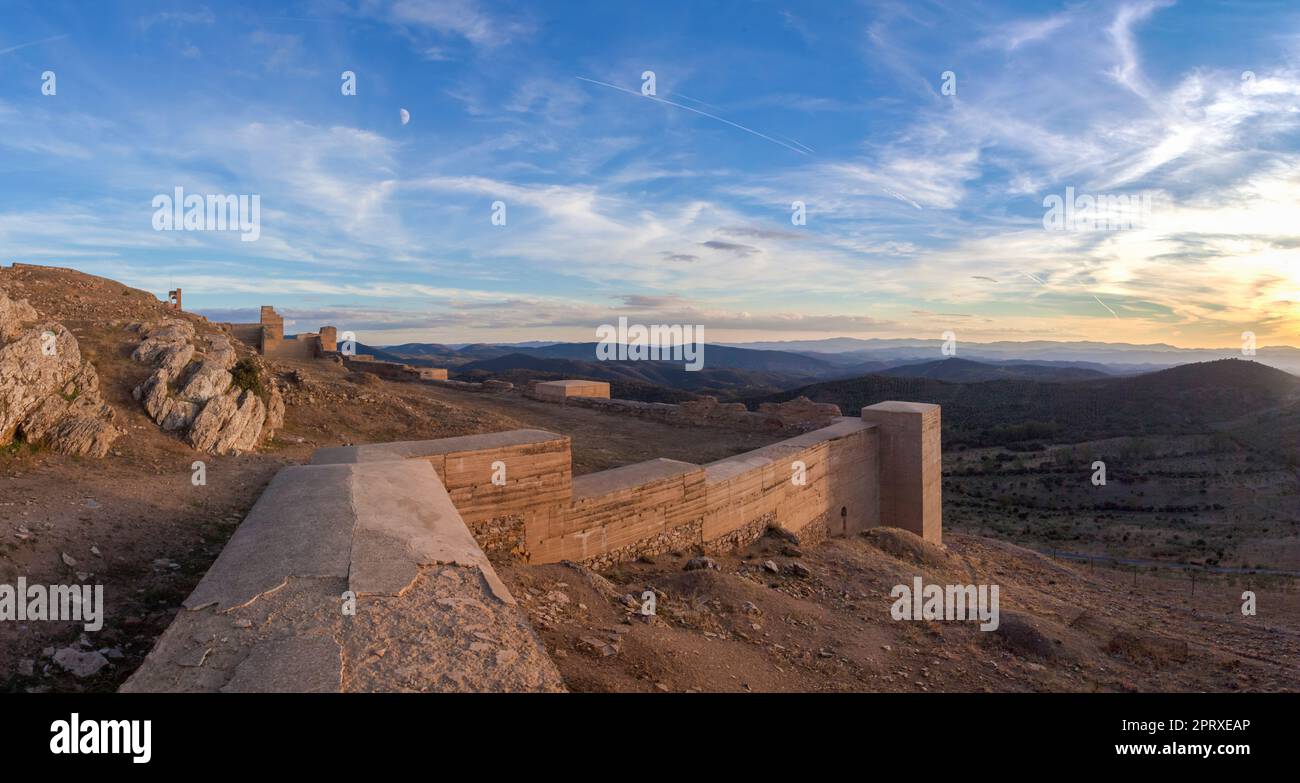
top-left (361, 338), bottom-right (1299, 398)
top-left (747, 358), bottom-right (1300, 448)
top-left (374, 336), bottom-right (1300, 378)
top-left (876, 357), bottom-right (1109, 382)
top-left (354, 340), bottom-right (1300, 452)
top-left (722, 337), bottom-right (1300, 375)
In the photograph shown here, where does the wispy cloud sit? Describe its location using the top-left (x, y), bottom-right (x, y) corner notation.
top-left (0, 33), bottom-right (68, 55)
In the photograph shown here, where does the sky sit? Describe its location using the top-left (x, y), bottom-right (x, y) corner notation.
top-left (1, 0), bottom-right (1298, 348)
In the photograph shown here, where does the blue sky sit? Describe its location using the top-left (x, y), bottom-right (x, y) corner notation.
top-left (1, 0), bottom-right (1299, 347)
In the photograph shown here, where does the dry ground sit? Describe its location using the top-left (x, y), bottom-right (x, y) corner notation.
top-left (497, 530), bottom-right (1300, 692)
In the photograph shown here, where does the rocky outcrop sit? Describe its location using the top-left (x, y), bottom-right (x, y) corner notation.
top-left (130, 320), bottom-right (282, 455)
top-left (0, 290), bottom-right (120, 457)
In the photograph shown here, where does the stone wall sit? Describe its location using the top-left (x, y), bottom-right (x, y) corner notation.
top-left (313, 430), bottom-right (573, 562)
top-left (262, 333), bottom-right (319, 360)
top-left (862, 401), bottom-right (943, 544)
top-left (223, 305), bottom-right (336, 360)
top-left (313, 401), bottom-right (941, 567)
top-left (342, 356), bottom-right (450, 383)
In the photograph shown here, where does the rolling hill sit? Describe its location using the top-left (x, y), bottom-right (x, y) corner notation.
top-left (454, 353), bottom-right (803, 398)
top-left (877, 358), bottom-right (1109, 382)
top-left (746, 359), bottom-right (1300, 448)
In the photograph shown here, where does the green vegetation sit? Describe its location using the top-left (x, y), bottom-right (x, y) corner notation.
top-left (230, 357), bottom-right (265, 398)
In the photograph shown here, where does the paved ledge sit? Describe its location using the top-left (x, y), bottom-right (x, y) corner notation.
top-left (122, 459), bottom-right (563, 692)
top-left (703, 417), bottom-right (871, 483)
top-left (572, 457), bottom-right (702, 500)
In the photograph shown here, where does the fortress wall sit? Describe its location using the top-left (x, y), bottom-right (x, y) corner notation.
top-left (341, 356), bottom-right (451, 383)
top-left (523, 419), bottom-right (879, 568)
top-left (129, 401), bottom-right (938, 691)
top-left (309, 403), bottom-right (938, 565)
top-left (226, 323), bottom-right (263, 348)
top-left (313, 430), bottom-right (572, 559)
top-left (861, 402), bottom-right (942, 544)
top-left (122, 460), bottom-right (564, 693)
top-left (529, 459), bottom-right (708, 567)
top-left (700, 418), bottom-right (878, 552)
top-left (263, 333), bottom-right (319, 360)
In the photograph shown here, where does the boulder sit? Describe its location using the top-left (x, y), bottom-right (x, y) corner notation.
top-left (0, 294), bottom-right (120, 458)
top-left (176, 359), bottom-right (231, 403)
top-left (129, 319), bottom-right (280, 454)
top-left (160, 399), bottom-right (198, 431)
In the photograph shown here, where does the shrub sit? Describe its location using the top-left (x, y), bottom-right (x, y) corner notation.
top-left (230, 358), bottom-right (265, 398)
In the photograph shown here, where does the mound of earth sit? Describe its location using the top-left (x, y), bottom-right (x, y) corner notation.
top-left (862, 527), bottom-right (953, 568)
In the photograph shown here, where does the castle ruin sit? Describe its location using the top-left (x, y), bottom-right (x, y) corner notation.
top-left (225, 305), bottom-right (338, 360)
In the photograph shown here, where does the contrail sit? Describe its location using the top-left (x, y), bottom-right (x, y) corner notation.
top-left (1022, 270), bottom-right (1120, 317)
top-left (1093, 294), bottom-right (1119, 318)
top-left (775, 133), bottom-right (816, 154)
top-left (0, 34), bottom-right (68, 55)
top-left (575, 76), bottom-right (810, 156)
